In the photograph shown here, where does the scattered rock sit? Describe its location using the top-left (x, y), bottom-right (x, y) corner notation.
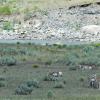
top-left (0, 4), bottom-right (100, 42)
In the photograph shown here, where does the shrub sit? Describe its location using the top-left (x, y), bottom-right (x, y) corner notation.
top-left (0, 0), bottom-right (5, 4)
top-left (45, 60), bottom-right (52, 65)
top-left (15, 80), bottom-right (40, 95)
top-left (63, 80), bottom-right (67, 84)
top-left (0, 76), bottom-right (6, 87)
top-left (15, 83), bottom-right (33, 95)
top-left (69, 66), bottom-right (77, 71)
top-left (1, 48), bottom-right (18, 55)
top-left (19, 49), bottom-right (27, 55)
top-left (0, 76), bottom-right (5, 81)
top-left (41, 10), bottom-right (48, 16)
top-left (32, 65), bottom-right (39, 68)
top-left (54, 82), bottom-right (65, 88)
top-left (0, 6), bottom-right (11, 15)
top-left (22, 58), bottom-right (27, 61)
top-left (79, 77), bottom-right (85, 82)
top-left (94, 43), bottom-right (100, 47)
top-left (66, 54), bottom-right (79, 66)
top-left (3, 21), bottom-right (13, 31)
top-left (83, 46), bottom-right (94, 53)
top-left (80, 56), bottom-right (99, 66)
top-left (26, 80), bottom-right (40, 88)
top-left (0, 56), bottom-right (16, 66)
top-left (16, 42), bottom-right (20, 45)
top-left (0, 81), bottom-right (6, 87)
top-left (28, 42), bottom-right (32, 45)
top-left (53, 44), bottom-right (65, 49)
top-left (47, 90), bottom-right (54, 99)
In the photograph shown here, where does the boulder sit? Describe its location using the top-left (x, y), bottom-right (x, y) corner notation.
top-left (80, 25), bottom-right (100, 35)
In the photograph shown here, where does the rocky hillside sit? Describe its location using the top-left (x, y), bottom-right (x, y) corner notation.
top-left (0, 2), bottom-right (100, 42)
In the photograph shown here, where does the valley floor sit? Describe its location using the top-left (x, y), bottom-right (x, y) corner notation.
top-left (0, 43), bottom-right (99, 99)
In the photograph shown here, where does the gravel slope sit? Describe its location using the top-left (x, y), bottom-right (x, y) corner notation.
top-left (0, 4), bottom-right (100, 42)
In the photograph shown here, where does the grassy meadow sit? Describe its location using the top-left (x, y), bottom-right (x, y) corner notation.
top-left (0, 43), bottom-right (99, 99)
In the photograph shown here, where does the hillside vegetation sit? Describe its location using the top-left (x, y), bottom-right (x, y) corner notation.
top-left (0, 0), bottom-right (99, 15)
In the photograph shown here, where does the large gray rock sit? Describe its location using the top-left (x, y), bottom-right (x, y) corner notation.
top-left (80, 25), bottom-right (100, 34)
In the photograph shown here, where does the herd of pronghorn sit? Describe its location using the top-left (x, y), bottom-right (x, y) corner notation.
top-left (48, 71), bottom-right (100, 89)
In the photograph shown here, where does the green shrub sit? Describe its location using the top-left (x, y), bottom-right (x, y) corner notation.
top-left (79, 77), bottom-right (85, 82)
top-left (63, 80), bottom-right (67, 84)
top-left (0, 56), bottom-right (16, 66)
top-left (0, 48), bottom-right (18, 55)
top-left (15, 83), bottom-right (33, 95)
top-left (66, 54), bottom-right (79, 66)
top-left (22, 58), bottom-right (27, 61)
top-left (3, 21), bottom-right (13, 30)
top-left (0, 81), bottom-right (6, 87)
top-left (69, 66), bottom-right (77, 71)
top-left (19, 49), bottom-right (27, 55)
top-left (0, 6), bottom-right (11, 15)
top-left (94, 43), bottom-right (100, 47)
top-left (40, 10), bottom-right (48, 16)
top-left (47, 90), bottom-right (54, 99)
top-left (15, 80), bottom-right (40, 95)
top-left (0, 0), bottom-right (7, 4)
top-left (0, 76), bottom-right (6, 87)
top-left (28, 42), bottom-right (32, 45)
top-left (45, 60), bottom-right (52, 65)
top-left (54, 82), bottom-right (65, 88)
top-left (53, 44), bottom-right (64, 49)
top-left (19, 49), bottom-right (31, 55)
top-left (26, 80), bottom-right (40, 88)
top-left (82, 46), bottom-right (94, 54)
top-left (0, 76), bottom-right (5, 81)
top-left (32, 65), bottom-right (39, 68)
top-left (16, 42), bottom-right (20, 45)
top-left (80, 56), bottom-right (99, 66)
